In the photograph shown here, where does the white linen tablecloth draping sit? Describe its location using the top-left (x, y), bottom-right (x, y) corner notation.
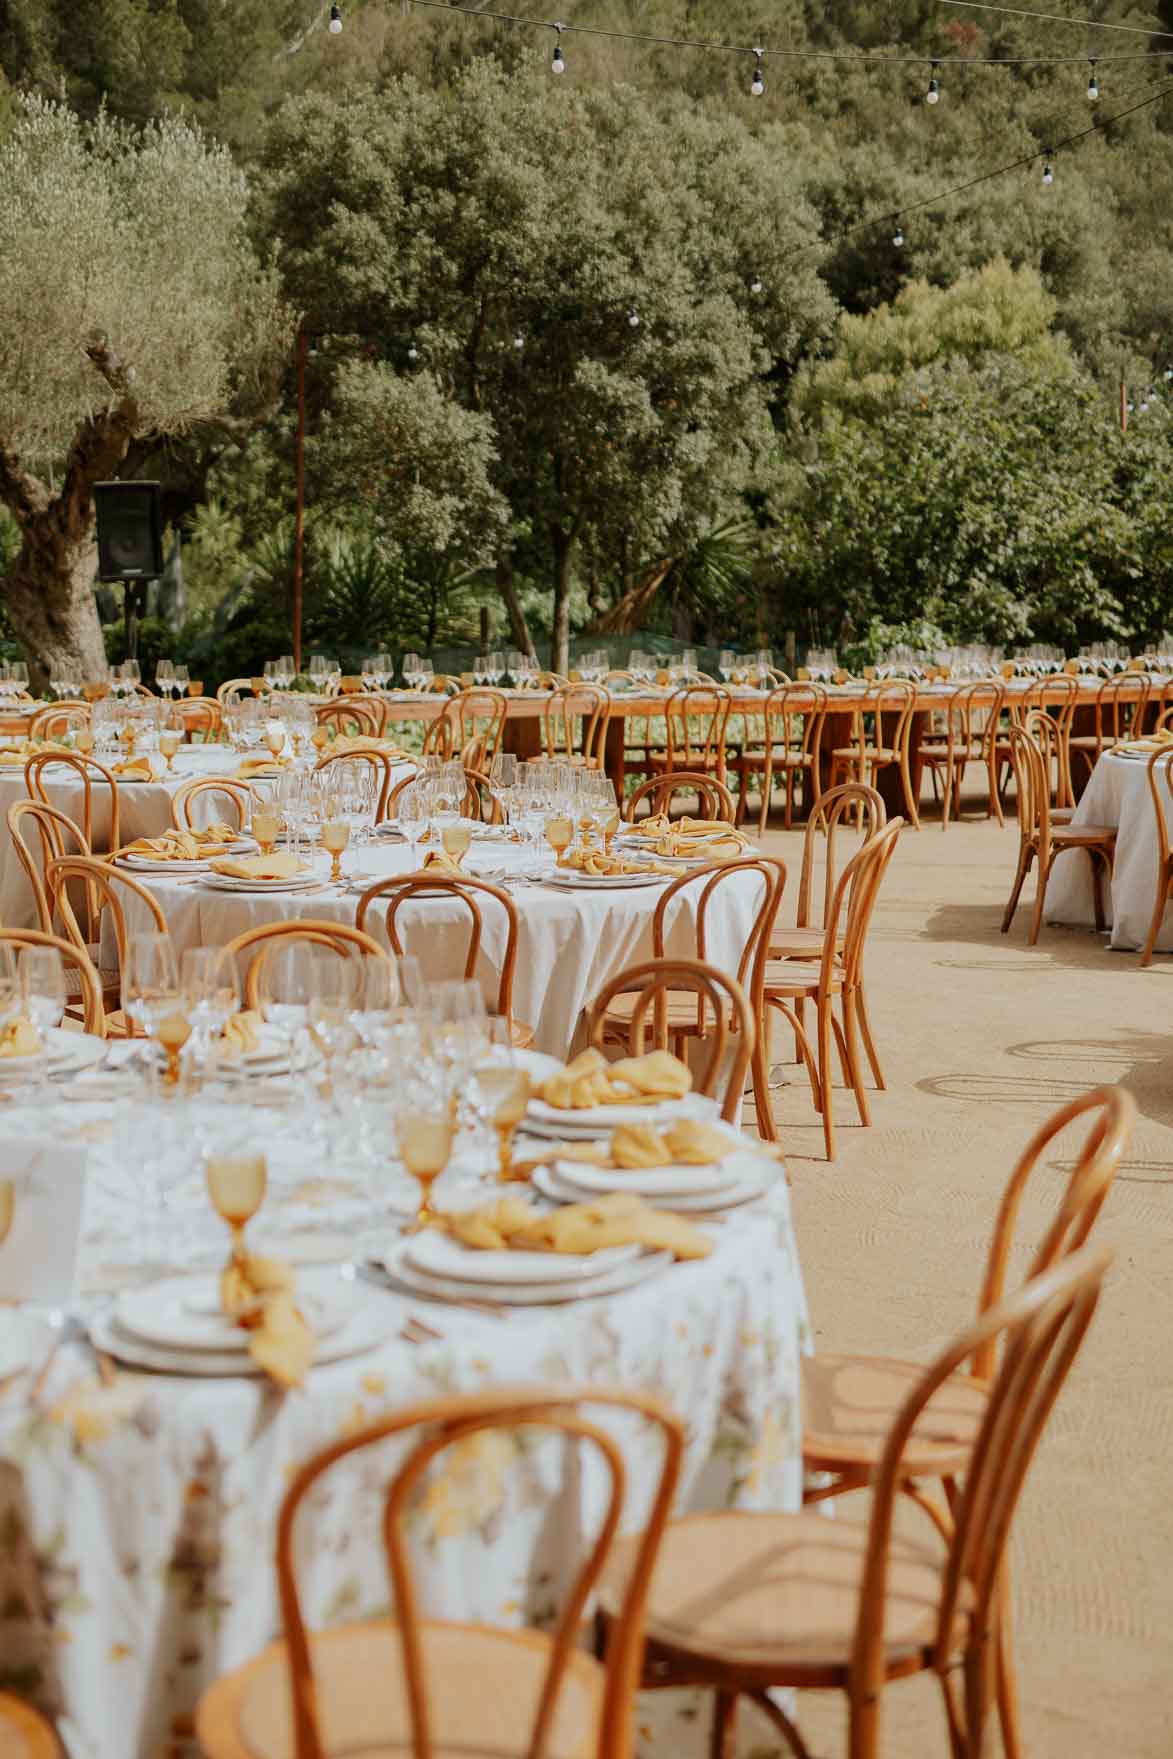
top-left (1045, 752), bottom-right (1173, 950)
top-left (0, 1086), bottom-right (808, 1759)
top-left (99, 840), bottom-right (769, 1060)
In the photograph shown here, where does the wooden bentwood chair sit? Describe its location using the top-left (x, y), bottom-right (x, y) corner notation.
top-left (355, 874), bottom-right (536, 1049)
top-left (0, 930), bottom-right (105, 1037)
top-left (315, 699), bottom-right (381, 740)
top-left (828, 679), bottom-right (921, 829)
top-left (197, 1385), bottom-right (683, 1759)
top-left (917, 682), bottom-right (1005, 830)
top-left (596, 1245), bottom-right (1113, 1759)
top-left (624, 773), bottom-right (735, 825)
top-left (587, 957), bottom-right (756, 1125)
top-left (646, 687), bottom-right (732, 789)
top-left (1140, 744), bottom-right (1173, 966)
top-left (1066, 672), bottom-right (1150, 787)
top-left (171, 777), bottom-right (254, 833)
top-left (223, 922), bottom-right (392, 1013)
top-left (1001, 726), bottom-right (1116, 944)
top-left (769, 782), bottom-right (886, 963)
top-left (24, 749), bottom-right (122, 857)
top-left (46, 855), bottom-right (168, 1037)
top-left (733, 683), bottom-right (828, 832)
top-left (542, 684), bottom-right (612, 770)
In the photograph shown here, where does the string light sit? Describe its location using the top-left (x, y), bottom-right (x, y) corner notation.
top-left (750, 273), bottom-right (764, 294)
top-left (1088, 59), bottom-right (1100, 100)
top-left (893, 225), bottom-right (905, 245)
top-left (514, 334), bottom-right (525, 350)
top-left (328, 2), bottom-right (342, 33)
top-left (551, 25), bottom-right (565, 74)
top-left (407, 344), bottom-right (419, 362)
top-left (751, 50), bottom-right (765, 97)
top-left (925, 60), bottom-right (941, 104)
top-left (628, 309), bottom-right (641, 328)
top-left (1042, 154), bottom-right (1054, 184)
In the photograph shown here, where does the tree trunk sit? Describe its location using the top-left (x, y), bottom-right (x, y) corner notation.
top-left (590, 556), bottom-right (675, 635)
top-left (5, 518), bottom-right (108, 690)
top-left (496, 556), bottom-right (536, 661)
top-left (551, 523), bottom-right (574, 677)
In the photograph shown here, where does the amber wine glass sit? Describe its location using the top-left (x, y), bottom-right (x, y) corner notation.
top-left (602, 808), bottom-right (621, 854)
top-left (322, 818), bottom-right (350, 881)
top-left (265, 726), bottom-right (285, 761)
top-left (76, 727), bottom-right (94, 758)
top-left (544, 813), bottom-right (574, 861)
top-left (397, 1109), bottom-right (454, 1229)
top-left (159, 729), bottom-right (181, 771)
top-left (477, 1064), bottom-right (532, 1182)
top-left (156, 1007), bottom-right (192, 1086)
top-left (440, 820), bottom-right (472, 866)
top-left (311, 726), bottom-right (330, 756)
top-left (205, 1153), bottom-right (267, 1265)
top-left (0, 1178), bottom-right (14, 1246)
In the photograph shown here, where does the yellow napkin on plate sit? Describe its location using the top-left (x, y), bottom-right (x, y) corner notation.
top-left (0, 740), bottom-right (41, 765)
top-left (208, 852), bottom-right (309, 881)
top-left (235, 757), bottom-right (290, 779)
top-left (443, 1190), bottom-right (711, 1261)
top-left (218, 1010), bottom-right (263, 1056)
top-left (421, 848), bottom-right (465, 873)
top-left (647, 830), bottom-right (748, 859)
top-left (556, 848), bottom-right (679, 878)
top-left (123, 824), bottom-right (237, 860)
top-left (111, 758), bottom-right (154, 780)
top-left (538, 1047), bottom-right (693, 1111)
top-left (610, 1119), bottom-right (732, 1168)
top-left (219, 1253), bottom-right (315, 1386)
top-left (0, 1018), bottom-right (41, 1058)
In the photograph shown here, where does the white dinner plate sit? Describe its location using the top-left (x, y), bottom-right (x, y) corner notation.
top-left (90, 1283), bottom-right (391, 1376)
top-left (526, 1093), bottom-right (705, 1133)
top-left (533, 1163), bottom-right (768, 1216)
top-left (199, 872), bottom-right (319, 894)
top-left (403, 1230), bottom-right (642, 1286)
top-left (115, 1266), bottom-right (359, 1352)
top-left (544, 871), bottom-right (671, 890)
top-left (377, 1241), bottom-right (673, 1308)
top-left (548, 1154), bottom-right (744, 1200)
top-left (0, 1028), bottom-right (104, 1082)
top-left (481, 1046), bottom-right (562, 1084)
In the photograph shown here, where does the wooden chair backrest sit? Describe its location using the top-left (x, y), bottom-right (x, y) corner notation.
top-left (224, 921), bottom-right (392, 1012)
top-left (761, 682), bottom-right (828, 760)
top-left (24, 750), bottom-right (121, 854)
top-left (175, 697), bottom-right (222, 739)
top-left (6, 799), bottom-right (91, 934)
top-left (848, 679), bottom-right (917, 760)
top-left (1146, 744), bottom-right (1173, 865)
top-left (1094, 672), bottom-right (1149, 743)
top-left (1007, 724), bottom-right (1049, 848)
top-left (313, 749), bottom-right (393, 820)
top-left (384, 771), bottom-right (422, 821)
top-left (355, 874), bottom-right (519, 1024)
top-left (0, 928), bottom-right (105, 1036)
top-left (944, 680), bottom-right (1004, 755)
top-left (588, 956), bottom-right (755, 1124)
top-left (624, 772), bottom-right (735, 824)
top-left (664, 686), bottom-right (731, 770)
top-left (797, 782), bottom-right (887, 932)
top-left (47, 856), bottom-right (167, 1025)
top-left (267, 1384), bottom-right (682, 1759)
top-left (341, 694), bottom-right (390, 735)
top-left (648, 857), bottom-right (784, 1032)
top-left (1155, 705), bottom-right (1173, 736)
top-left (28, 701), bottom-right (91, 741)
top-left (972, 1084), bottom-right (1132, 1380)
top-left (462, 767), bottom-right (504, 824)
top-left (315, 699), bottom-right (380, 738)
top-left (421, 714), bottom-right (455, 760)
top-left (447, 689), bottom-right (508, 763)
top-left (1018, 673), bottom-right (1079, 730)
top-left (852, 1248), bottom-right (1112, 1753)
top-left (808, 819), bottom-right (903, 1000)
top-left (171, 778), bottom-right (253, 833)
top-left (543, 685), bottom-right (611, 767)
top-left (217, 677), bottom-right (260, 703)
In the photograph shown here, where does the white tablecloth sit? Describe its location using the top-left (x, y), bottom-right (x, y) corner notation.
top-left (100, 840), bottom-right (768, 1059)
top-left (0, 1082), bottom-right (808, 1759)
top-left (1045, 752), bottom-right (1173, 950)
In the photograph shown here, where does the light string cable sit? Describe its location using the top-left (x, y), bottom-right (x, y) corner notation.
top-left (392, 0), bottom-right (1173, 65)
top-left (800, 72), bottom-right (1173, 258)
top-left (941, 1), bottom-right (1173, 40)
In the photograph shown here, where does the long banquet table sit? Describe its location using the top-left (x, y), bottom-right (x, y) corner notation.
top-left (1045, 749), bottom-right (1173, 950)
top-left (0, 1072), bottom-right (807, 1759)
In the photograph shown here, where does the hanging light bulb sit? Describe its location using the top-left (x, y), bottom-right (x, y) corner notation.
top-left (1042, 156), bottom-right (1054, 186)
top-left (513, 334), bottom-right (525, 351)
top-left (407, 344), bottom-right (419, 362)
top-left (628, 309), bottom-right (641, 329)
top-left (1087, 59), bottom-right (1099, 101)
top-left (925, 60), bottom-right (940, 105)
top-left (893, 225), bottom-right (905, 246)
top-left (751, 50), bottom-right (765, 97)
top-left (328, 3), bottom-right (342, 33)
top-left (551, 26), bottom-right (566, 75)
top-left (750, 273), bottom-right (764, 295)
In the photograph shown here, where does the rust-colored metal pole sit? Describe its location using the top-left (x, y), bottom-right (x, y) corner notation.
top-left (293, 325), bottom-right (308, 673)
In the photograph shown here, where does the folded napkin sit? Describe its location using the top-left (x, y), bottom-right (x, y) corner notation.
top-left (647, 830), bottom-right (748, 859)
top-left (610, 1119), bottom-right (731, 1169)
top-left (443, 1190), bottom-right (711, 1262)
top-left (219, 1253), bottom-right (315, 1386)
top-left (1113, 733), bottom-right (1173, 755)
top-left (538, 1047), bottom-right (693, 1111)
top-left (0, 1017), bottom-right (41, 1058)
top-left (235, 757), bottom-right (291, 779)
top-left (111, 758), bottom-right (154, 780)
top-left (641, 815), bottom-right (738, 840)
top-left (122, 824), bottom-right (236, 861)
top-left (218, 1010), bottom-right (263, 1056)
top-left (555, 848), bottom-right (679, 878)
top-left (0, 740), bottom-right (42, 765)
top-left (418, 848), bottom-right (464, 874)
top-left (208, 852), bottom-right (309, 881)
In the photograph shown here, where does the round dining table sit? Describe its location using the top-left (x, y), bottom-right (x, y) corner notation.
top-left (1045, 750), bottom-right (1173, 951)
top-left (0, 1062), bottom-right (807, 1759)
top-left (100, 835), bottom-right (770, 1060)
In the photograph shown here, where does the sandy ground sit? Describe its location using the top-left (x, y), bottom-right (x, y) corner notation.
top-left (639, 803), bottom-right (1173, 1759)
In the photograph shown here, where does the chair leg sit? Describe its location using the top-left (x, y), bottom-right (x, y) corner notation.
top-left (899, 751), bottom-right (922, 830)
top-left (1001, 848), bottom-right (1033, 935)
top-left (987, 751), bottom-right (1005, 828)
top-left (1030, 850), bottom-right (1052, 946)
top-left (746, 1689), bottom-right (816, 1759)
top-left (941, 758), bottom-right (952, 832)
top-left (1140, 862), bottom-right (1172, 966)
top-left (783, 766), bottom-right (794, 832)
top-left (709, 1689), bottom-right (739, 1759)
top-left (996, 1587), bottom-right (1025, 1759)
top-left (837, 996), bottom-right (871, 1127)
top-left (856, 985), bottom-right (886, 1090)
top-left (1089, 849), bottom-right (1107, 935)
top-left (817, 996), bottom-right (836, 1159)
top-left (751, 1029), bottom-right (778, 1141)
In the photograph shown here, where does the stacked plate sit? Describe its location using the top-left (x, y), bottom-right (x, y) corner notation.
top-left (533, 1146), bottom-right (772, 1217)
top-left (89, 1266), bottom-right (387, 1376)
top-left (116, 840), bottom-right (256, 875)
top-left (544, 868), bottom-right (668, 890)
top-left (0, 1027), bottom-right (104, 1086)
top-left (378, 1229), bottom-right (673, 1308)
top-left (199, 868), bottom-right (320, 894)
top-left (522, 1091), bottom-right (714, 1142)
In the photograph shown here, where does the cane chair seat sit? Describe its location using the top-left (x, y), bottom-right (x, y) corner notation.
top-left (599, 1511), bottom-right (974, 1686)
top-left (761, 954), bottom-right (845, 995)
top-left (600, 985), bottom-right (730, 1036)
top-left (831, 743), bottom-right (899, 766)
top-left (1048, 821), bottom-right (1118, 846)
top-left (802, 1354), bottom-right (990, 1480)
top-left (768, 925), bottom-right (844, 958)
top-left (200, 1620), bottom-right (601, 1759)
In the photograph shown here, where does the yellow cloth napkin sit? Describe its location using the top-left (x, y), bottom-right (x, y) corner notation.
top-left (0, 740), bottom-right (40, 765)
top-left (538, 1047), bottom-right (693, 1111)
top-left (218, 1010), bottom-right (263, 1056)
top-left (123, 824), bottom-right (237, 860)
top-left (0, 1018), bottom-right (41, 1058)
top-left (647, 829), bottom-right (748, 859)
top-left (610, 1119), bottom-right (731, 1169)
top-left (420, 848), bottom-right (465, 873)
top-left (556, 848), bottom-right (679, 878)
top-left (220, 1253), bottom-right (315, 1387)
top-left (111, 758), bottom-right (154, 780)
top-left (443, 1190), bottom-right (711, 1262)
top-left (235, 757), bottom-right (290, 779)
top-left (208, 852), bottom-right (309, 881)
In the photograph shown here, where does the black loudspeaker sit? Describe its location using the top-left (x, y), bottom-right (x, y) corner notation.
top-left (93, 481), bottom-right (163, 581)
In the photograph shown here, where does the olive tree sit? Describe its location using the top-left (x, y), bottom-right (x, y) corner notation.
top-left (0, 97), bottom-right (289, 685)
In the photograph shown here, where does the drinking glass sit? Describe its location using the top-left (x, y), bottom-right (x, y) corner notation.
top-left (396, 1084), bottom-right (454, 1229)
top-left (265, 722), bottom-right (286, 761)
top-left (18, 946), bottom-right (66, 1040)
top-left (159, 727), bottom-right (181, 771)
top-left (257, 943), bottom-right (317, 1039)
top-left (544, 812), bottom-right (574, 863)
top-left (0, 1178), bottom-right (13, 1247)
top-left (352, 957), bottom-right (401, 1046)
top-left (476, 1039), bottom-right (532, 1182)
top-left (322, 814), bottom-right (350, 881)
top-left (181, 946), bottom-right (241, 1059)
top-left (441, 817), bottom-right (472, 866)
top-left (156, 659), bottom-right (175, 697)
top-left (250, 782), bottom-right (281, 855)
top-left (397, 784), bottom-right (427, 865)
top-left (205, 1152), bottom-right (267, 1267)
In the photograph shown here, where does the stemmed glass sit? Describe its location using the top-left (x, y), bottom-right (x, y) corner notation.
top-left (18, 946), bottom-right (66, 1044)
top-left (475, 1026), bottom-right (532, 1182)
top-left (396, 1075), bottom-right (454, 1230)
top-left (205, 1151), bottom-right (267, 1269)
top-left (544, 809), bottom-right (574, 866)
top-left (124, 931), bottom-right (189, 1085)
top-left (488, 752), bottom-right (518, 827)
top-left (250, 782), bottom-right (282, 856)
top-left (156, 659), bottom-right (175, 698)
top-left (321, 802), bottom-right (351, 882)
top-left (306, 951), bottom-right (360, 1096)
top-left (173, 665), bottom-right (190, 698)
top-left (397, 783), bottom-right (427, 865)
top-left (441, 813), bottom-right (473, 866)
top-left (181, 946), bottom-right (241, 1062)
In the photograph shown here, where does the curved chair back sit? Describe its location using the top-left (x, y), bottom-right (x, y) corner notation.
top-left (217, 677), bottom-right (262, 704)
top-left (28, 701), bottom-right (91, 741)
top-left (0, 928), bottom-right (105, 1036)
top-left (543, 685), bottom-right (611, 769)
top-left (171, 777), bottom-right (253, 833)
top-left (625, 772), bottom-right (735, 824)
top-left (797, 782), bottom-right (887, 933)
top-left (1007, 725), bottom-right (1049, 850)
top-left (6, 798), bottom-right (91, 934)
top-left (25, 750), bottom-right (121, 855)
top-left (764, 682), bottom-right (827, 760)
top-left (0, 1691), bottom-right (62, 1756)
top-left (1094, 672), bottom-right (1149, 746)
top-left (224, 921), bottom-right (392, 1012)
top-left (1022, 709), bottom-right (1064, 807)
top-left (315, 699), bottom-right (380, 739)
top-left (445, 689), bottom-right (508, 769)
top-left (355, 874), bottom-right (520, 1027)
top-left (340, 694), bottom-right (389, 735)
top-left (851, 1248), bottom-right (1112, 1756)
top-left (646, 857), bottom-right (784, 1034)
top-left (849, 679), bottom-right (917, 762)
top-left (313, 749), bottom-right (394, 820)
top-left (421, 713), bottom-right (455, 761)
top-left (664, 686), bottom-right (731, 776)
top-left (47, 856), bottom-right (168, 1030)
top-left (175, 697), bottom-right (222, 740)
top-left (588, 956), bottom-right (756, 1123)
